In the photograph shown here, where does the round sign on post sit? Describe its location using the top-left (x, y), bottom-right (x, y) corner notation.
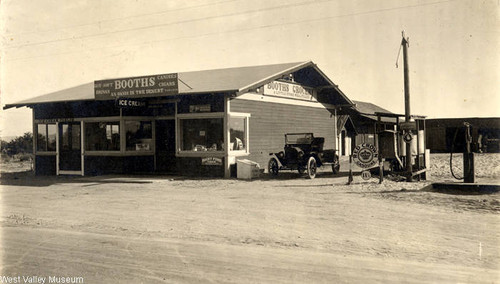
top-left (352, 143), bottom-right (378, 169)
top-left (361, 170), bottom-right (371, 180)
top-left (403, 132), bottom-right (413, 143)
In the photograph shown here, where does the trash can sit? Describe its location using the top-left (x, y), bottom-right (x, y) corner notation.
top-left (236, 159), bottom-right (260, 180)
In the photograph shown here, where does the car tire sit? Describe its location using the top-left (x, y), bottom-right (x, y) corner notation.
top-left (268, 158), bottom-right (279, 176)
top-left (298, 166), bottom-right (305, 174)
top-left (306, 156), bottom-right (317, 179)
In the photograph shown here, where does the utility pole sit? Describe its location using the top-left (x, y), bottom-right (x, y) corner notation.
top-left (401, 30), bottom-right (413, 182)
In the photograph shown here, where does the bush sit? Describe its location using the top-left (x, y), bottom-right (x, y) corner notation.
top-left (1, 132), bottom-right (33, 156)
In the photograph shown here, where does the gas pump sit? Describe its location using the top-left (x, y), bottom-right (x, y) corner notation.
top-left (450, 122), bottom-right (475, 183)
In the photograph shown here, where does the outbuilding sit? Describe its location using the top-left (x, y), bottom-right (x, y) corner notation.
top-left (4, 61), bottom-right (353, 177)
top-left (426, 117), bottom-right (500, 153)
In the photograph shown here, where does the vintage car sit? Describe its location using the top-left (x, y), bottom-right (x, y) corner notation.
top-left (268, 133), bottom-right (340, 179)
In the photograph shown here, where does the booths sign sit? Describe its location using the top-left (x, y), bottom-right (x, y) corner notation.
top-left (95, 73), bottom-right (178, 100)
top-left (264, 81), bottom-right (317, 101)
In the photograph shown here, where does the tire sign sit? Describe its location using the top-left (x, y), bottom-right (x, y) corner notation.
top-left (403, 132), bottom-right (413, 143)
top-left (361, 170), bottom-right (372, 180)
top-left (352, 143), bottom-right (378, 169)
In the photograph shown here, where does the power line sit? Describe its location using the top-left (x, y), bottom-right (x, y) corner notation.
top-left (3, 0), bottom-right (238, 37)
top-left (5, 0), bottom-right (334, 49)
top-left (4, 0), bottom-right (458, 62)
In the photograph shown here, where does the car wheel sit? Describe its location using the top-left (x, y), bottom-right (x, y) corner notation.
top-left (306, 156), bottom-right (317, 179)
top-left (268, 158), bottom-right (279, 176)
top-left (298, 166), bottom-right (305, 174)
top-left (332, 158), bottom-right (340, 174)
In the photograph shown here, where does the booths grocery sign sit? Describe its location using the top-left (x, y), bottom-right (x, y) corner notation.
top-left (95, 73), bottom-right (178, 100)
top-left (264, 81), bottom-right (317, 102)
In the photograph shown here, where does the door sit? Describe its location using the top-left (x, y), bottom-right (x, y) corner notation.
top-left (59, 122), bottom-right (82, 174)
top-left (155, 120), bottom-right (176, 172)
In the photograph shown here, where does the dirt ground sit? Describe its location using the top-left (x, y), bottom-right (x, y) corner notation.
top-left (0, 154), bottom-right (499, 283)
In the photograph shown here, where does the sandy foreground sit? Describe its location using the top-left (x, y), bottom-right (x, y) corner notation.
top-left (0, 154), bottom-right (499, 283)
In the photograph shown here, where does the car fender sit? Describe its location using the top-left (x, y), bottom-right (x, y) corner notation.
top-left (308, 153), bottom-right (322, 166)
top-left (269, 154), bottom-right (284, 168)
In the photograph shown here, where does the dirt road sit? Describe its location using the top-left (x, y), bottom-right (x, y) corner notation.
top-left (1, 170), bottom-right (499, 283)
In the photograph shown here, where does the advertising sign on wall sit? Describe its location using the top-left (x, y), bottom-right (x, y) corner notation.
top-left (115, 98), bottom-right (147, 108)
top-left (263, 81), bottom-right (317, 102)
top-left (189, 104), bottom-right (211, 113)
top-left (352, 143), bottom-right (379, 169)
top-left (95, 73), bottom-right (178, 100)
top-left (202, 157), bottom-right (223, 166)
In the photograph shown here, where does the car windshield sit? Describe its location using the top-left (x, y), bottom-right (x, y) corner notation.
top-left (285, 133), bottom-right (313, 144)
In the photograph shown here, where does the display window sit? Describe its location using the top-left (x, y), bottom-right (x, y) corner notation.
top-left (229, 116), bottom-right (246, 151)
top-left (36, 123), bottom-right (56, 152)
top-left (179, 118), bottom-right (223, 152)
top-left (125, 121), bottom-right (153, 151)
top-left (85, 122), bottom-right (120, 151)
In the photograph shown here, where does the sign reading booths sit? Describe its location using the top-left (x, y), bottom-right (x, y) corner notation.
top-left (95, 73), bottom-right (178, 100)
top-left (264, 81), bottom-right (317, 102)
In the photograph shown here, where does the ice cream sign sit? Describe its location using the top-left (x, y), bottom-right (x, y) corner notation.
top-left (263, 81), bottom-right (317, 101)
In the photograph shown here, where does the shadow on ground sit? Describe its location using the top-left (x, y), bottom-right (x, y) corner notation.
top-left (0, 171), bottom-right (160, 187)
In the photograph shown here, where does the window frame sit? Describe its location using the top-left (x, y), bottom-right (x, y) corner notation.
top-left (35, 123), bottom-right (57, 153)
top-left (228, 112), bottom-right (250, 156)
top-left (84, 121), bottom-right (121, 152)
top-left (123, 118), bottom-right (154, 154)
top-left (176, 112), bottom-right (225, 157)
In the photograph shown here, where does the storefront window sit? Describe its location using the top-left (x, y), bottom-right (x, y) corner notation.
top-left (85, 122), bottom-right (120, 151)
top-left (125, 121), bottom-right (152, 151)
top-left (229, 117), bottom-right (246, 151)
top-left (180, 118), bottom-right (223, 151)
top-left (36, 123), bottom-right (56, 152)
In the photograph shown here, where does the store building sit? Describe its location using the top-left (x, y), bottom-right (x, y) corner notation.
top-left (4, 61), bottom-right (353, 177)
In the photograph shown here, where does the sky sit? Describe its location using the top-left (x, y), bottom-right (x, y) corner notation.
top-left (0, 0), bottom-right (498, 137)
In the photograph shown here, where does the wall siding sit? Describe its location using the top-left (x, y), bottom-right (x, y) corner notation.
top-left (230, 98), bottom-right (336, 169)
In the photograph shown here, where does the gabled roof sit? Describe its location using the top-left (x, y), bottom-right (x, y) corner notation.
top-left (353, 100), bottom-right (392, 116)
top-left (426, 117), bottom-right (500, 128)
top-left (4, 61), bottom-right (353, 109)
top-left (6, 82), bottom-right (96, 106)
top-left (345, 100), bottom-right (397, 124)
top-left (178, 61), bottom-right (309, 94)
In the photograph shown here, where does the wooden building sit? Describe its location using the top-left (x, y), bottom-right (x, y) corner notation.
top-left (4, 61), bottom-right (353, 177)
top-left (426, 117), bottom-right (500, 153)
top-left (336, 100), bottom-right (398, 156)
